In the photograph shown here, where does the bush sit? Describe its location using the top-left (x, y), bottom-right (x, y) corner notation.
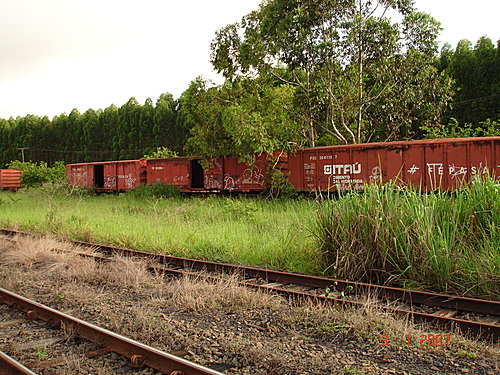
top-left (8, 161), bottom-right (66, 188)
top-left (128, 182), bottom-right (182, 198)
top-left (142, 147), bottom-right (178, 159)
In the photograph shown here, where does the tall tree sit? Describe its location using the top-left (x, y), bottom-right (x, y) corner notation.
top-left (183, 76), bottom-right (304, 161)
top-left (447, 37), bottom-right (500, 127)
top-left (211, 0), bottom-right (452, 145)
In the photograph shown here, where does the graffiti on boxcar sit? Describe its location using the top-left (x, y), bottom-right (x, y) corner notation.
top-left (407, 165), bottom-right (420, 175)
top-left (224, 175), bottom-right (235, 190)
top-left (173, 175), bottom-right (189, 182)
top-left (369, 166), bottom-right (381, 184)
top-left (448, 164), bottom-right (468, 178)
top-left (205, 173), bottom-right (223, 190)
top-left (124, 174), bottom-right (137, 189)
top-left (243, 166), bottom-right (265, 185)
top-left (104, 176), bottom-right (116, 189)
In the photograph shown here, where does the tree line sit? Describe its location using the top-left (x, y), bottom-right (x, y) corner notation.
top-left (0, 94), bottom-right (191, 167)
top-left (1, 0), bottom-right (499, 168)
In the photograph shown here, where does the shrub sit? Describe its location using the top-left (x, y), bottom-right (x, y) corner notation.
top-left (8, 161), bottom-right (66, 188)
top-left (128, 182), bottom-right (181, 198)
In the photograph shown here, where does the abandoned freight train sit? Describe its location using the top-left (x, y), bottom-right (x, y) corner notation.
top-left (64, 137), bottom-right (500, 194)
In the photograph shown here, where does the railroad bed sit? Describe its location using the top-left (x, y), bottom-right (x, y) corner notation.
top-left (4, 229), bottom-right (497, 342)
top-left (1, 230), bottom-right (499, 374)
top-left (0, 287), bottom-right (223, 375)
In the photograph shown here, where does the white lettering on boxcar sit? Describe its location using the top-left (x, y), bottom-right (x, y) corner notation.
top-left (407, 165), bottom-right (419, 175)
top-left (427, 163), bottom-right (444, 176)
top-left (324, 163), bottom-right (361, 175)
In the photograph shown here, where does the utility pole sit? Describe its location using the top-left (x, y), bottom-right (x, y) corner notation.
top-left (17, 147), bottom-right (28, 163)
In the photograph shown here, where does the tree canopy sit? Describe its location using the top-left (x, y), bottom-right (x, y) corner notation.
top-left (209, 0), bottom-right (453, 146)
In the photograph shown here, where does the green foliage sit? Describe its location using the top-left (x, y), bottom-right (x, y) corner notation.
top-left (0, 93), bottom-right (188, 167)
top-left (265, 170), bottom-right (297, 199)
top-left (127, 182), bottom-right (181, 199)
top-left (313, 178), bottom-right (500, 298)
top-left (142, 146), bottom-right (179, 159)
top-left (8, 161), bottom-right (66, 187)
top-left (183, 77), bottom-right (305, 161)
top-left (210, 0), bottom-right (451, 145)
top-left (442, 36), bottom-right (500, 128)
top-left (422, 118), bottom-right (500, 139)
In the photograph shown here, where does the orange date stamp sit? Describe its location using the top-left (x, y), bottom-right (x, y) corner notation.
top-left (381, 334), bottom-right (451, 347)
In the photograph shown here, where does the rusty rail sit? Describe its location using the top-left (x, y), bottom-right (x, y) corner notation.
top-left (0, 287), bottom-right (223, 375)
top-left (2, 229), bottom-right (500, 342)
top-left (0, 351), bottom-right (39, 375)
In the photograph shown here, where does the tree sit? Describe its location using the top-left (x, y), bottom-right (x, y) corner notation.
top-left (446, 37), bottom-right (500, 127)
top-left (183, 76), bottom-right (304, 162)
top-left (211, 0), bottom-right (452, 145)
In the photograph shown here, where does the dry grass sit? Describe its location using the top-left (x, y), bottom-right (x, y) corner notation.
top-left (0, 235), bottom-right (160, 290)
top-left (163, 273), bottom-right (284, 313)
top-left (288, 297), bottom-right (500, 361)
top-left (1, 234), bottom-right (498, 366)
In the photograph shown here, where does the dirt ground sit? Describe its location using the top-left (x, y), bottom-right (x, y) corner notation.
top-left (0, 235), bottom-right (498, 375)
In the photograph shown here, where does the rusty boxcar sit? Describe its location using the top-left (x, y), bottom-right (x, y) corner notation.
top-left (288, 137), bottom-right (500, 192)
top-left (146, 154), bottom-right (276, 193)
top-left (146, 157), bottom-right (201, 192)
top-left (67, 160), bottom-right (146, 191)
top-left (0, 169), bottom-right (22, 190)
top-left (203, 155), bottom-right (272, 193)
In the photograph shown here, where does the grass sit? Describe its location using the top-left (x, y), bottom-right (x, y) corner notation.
top-left (0, 188), bottom-right (321, 275)
top-left (312, 177), bottom-right (500, 298)
top-left (2, 176), bottom-right (500, 299)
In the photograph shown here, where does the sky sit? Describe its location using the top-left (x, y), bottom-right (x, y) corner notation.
top-left (1, 0), bottom-right (499, 120)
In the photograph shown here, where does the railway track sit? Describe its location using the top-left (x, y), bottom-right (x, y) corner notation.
top-left (2, 229), bottom-right (499, 343)
top-left (0, 286), bottom-right (224, 375)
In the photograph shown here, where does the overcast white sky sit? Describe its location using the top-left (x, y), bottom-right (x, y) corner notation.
top-left (1, 0), bottom-right (498, 119)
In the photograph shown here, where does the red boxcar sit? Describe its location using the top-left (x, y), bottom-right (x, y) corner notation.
top-left (203, 154), bottom-right (278, 193)
top-left (288, 137), bottom-right (500, 192)
top-left (146, 157), bottom-right (197, 192)
top-left (67, 160), bottom-right (146, 191)
top-left (0, 169), bottom-right (22, 190)
top-left (146, 155), bottom-right (275, 193)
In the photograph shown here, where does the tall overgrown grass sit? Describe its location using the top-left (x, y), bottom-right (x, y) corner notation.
top-left (0, 190), bottom-right (320, 275)
top-left (2, 176), bottom-right (500, 298)
top-left (313, 176), bottom-right (500, 298)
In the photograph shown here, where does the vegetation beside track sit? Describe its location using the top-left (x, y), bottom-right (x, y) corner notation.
top-left (0, 188), bottom-right (320, 275)
top-left (313, 177), bottom-right (500, 298)
top-left (1, 177), bottom-right (500, 299)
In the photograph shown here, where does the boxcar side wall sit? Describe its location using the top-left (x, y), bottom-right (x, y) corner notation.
top-left (288, 137), bottom-right (500, 192)
top-left (0, 169), bottom-right (22, 190)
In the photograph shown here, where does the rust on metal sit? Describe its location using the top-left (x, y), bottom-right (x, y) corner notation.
top-left (0, 287), bottom-right (224, 375)
top-left (0, 350), bottom-right (38, 375)
top-left (130, 354), bottom-right (146, 367)
top-left (288, 137), bottom-right (500, 192)
top-left (66, 159), bottom-right (146, 192)
top-left (0, 169), bottom-right (22, 190)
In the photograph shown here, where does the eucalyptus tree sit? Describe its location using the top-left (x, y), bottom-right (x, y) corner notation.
top-left (211, 0), bottom-right (452, 145)
top-left (183, 76), bottom-right (304, 162)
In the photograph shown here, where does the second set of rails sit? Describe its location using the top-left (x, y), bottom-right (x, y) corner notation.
top-left (2, 229), bottom-right (499, 344)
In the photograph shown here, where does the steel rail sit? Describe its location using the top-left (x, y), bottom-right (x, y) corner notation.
top-left (0, 351), bottom-right (39, 375)
top-left (2, 229), bottom-right (499, 341)
top-left (154, 265), bottom-right (500, 342)
top-left (65, 237), bottom-right (500, 315)
top-left (0, 287), bottom-right (223, 375)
